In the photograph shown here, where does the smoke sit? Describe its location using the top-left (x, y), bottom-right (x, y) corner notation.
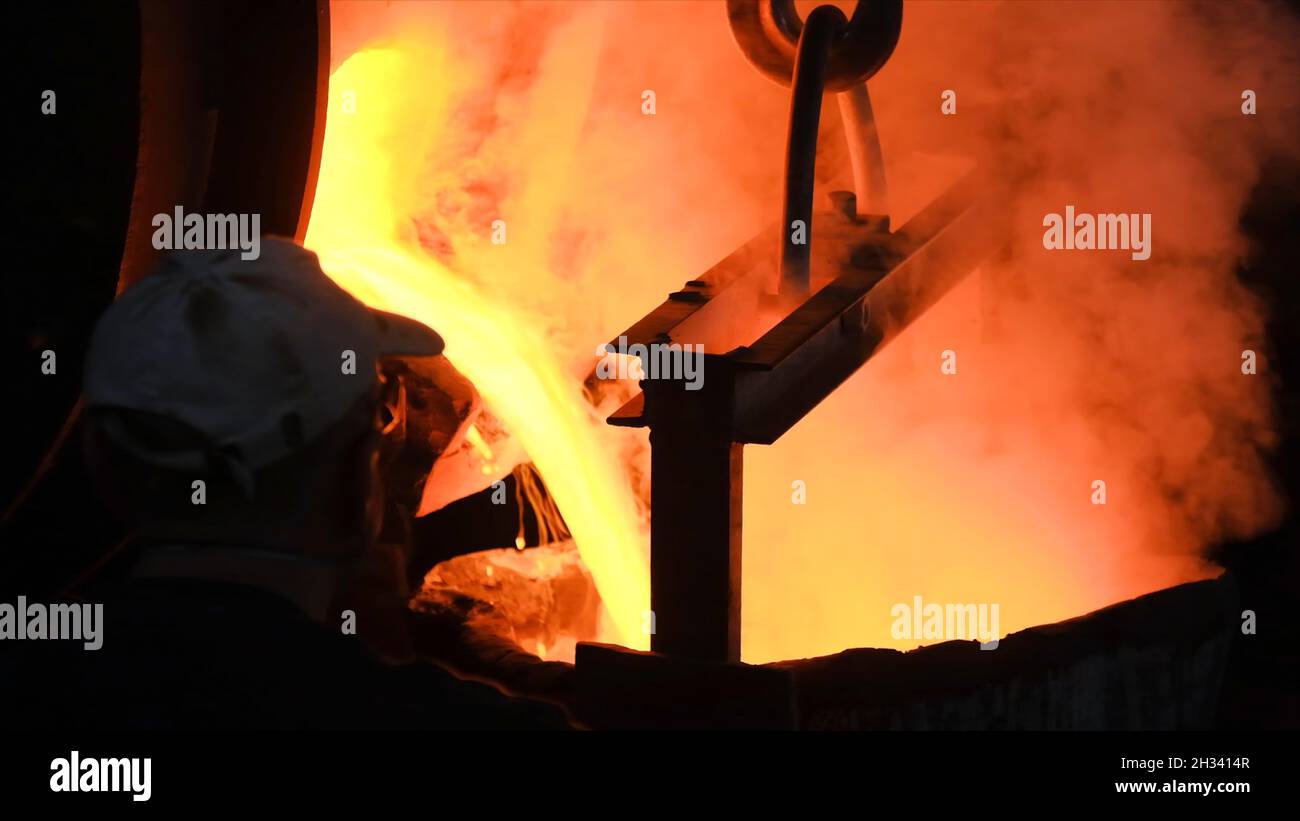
top-left (327, 0), bottom-right (1300, 661)
top-left (743, 0), bottom-right (1299, 660)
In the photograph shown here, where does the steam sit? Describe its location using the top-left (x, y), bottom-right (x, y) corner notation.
top-left (745, 0), bottom-right (1298, 660)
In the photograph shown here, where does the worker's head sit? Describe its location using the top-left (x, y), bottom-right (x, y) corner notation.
top-left (82, 239), bottom-right (444, 565)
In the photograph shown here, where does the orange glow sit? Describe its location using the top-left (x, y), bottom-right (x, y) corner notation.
top-left (312, 1), bottom-right (1294, 664)
top-left (304, 45), bottom-right (648, 648)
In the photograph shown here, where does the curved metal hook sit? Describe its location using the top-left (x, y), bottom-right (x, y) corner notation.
top-left (726, 0), bottom-right (904, 91)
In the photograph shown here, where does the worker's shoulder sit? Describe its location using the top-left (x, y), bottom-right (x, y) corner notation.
top-left (378, 659), bottom-right (574, 730)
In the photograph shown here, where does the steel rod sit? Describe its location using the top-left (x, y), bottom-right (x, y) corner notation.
top-left (837, 83), bottom-right (890, 220)
top-left (779, 4), bottom-right (845, 300)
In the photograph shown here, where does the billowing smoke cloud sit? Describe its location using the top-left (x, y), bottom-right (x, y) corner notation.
top-left (744, 0), bottom-right (1299, 660)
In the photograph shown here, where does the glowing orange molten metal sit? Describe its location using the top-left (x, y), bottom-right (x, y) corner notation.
top-left (304, 46), bottom-right (649, 649)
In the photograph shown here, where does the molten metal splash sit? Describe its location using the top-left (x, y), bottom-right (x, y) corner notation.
top-left (304, 47), bottom-right (648, 648)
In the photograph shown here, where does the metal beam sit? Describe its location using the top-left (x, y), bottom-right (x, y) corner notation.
top-left (609, 168), bottom-right (1005, 663)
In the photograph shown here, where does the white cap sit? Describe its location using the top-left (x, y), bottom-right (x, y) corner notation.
top-left (84, 238), bottom-right (443, 488)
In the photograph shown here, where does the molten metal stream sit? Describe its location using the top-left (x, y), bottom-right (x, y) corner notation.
top-left (304, 48), bottom-right (649, 648)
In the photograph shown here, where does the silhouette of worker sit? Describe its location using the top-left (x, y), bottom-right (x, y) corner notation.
top-left (13, 239), bottom-right (570, 730)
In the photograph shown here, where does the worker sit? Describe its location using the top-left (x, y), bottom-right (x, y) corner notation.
top-left (4, 238), bottom-right (570, 730)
